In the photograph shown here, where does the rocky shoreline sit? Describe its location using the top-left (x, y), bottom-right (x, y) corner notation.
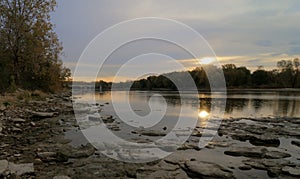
top-left (0, 92), bottom-right (300, 178)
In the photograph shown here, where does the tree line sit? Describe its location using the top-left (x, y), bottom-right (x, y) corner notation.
top-left (96, 58), bottom-right (300, 91)
top-left (0, 0), bottom-right (70, 94)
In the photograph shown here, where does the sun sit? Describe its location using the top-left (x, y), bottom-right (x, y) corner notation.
top-left (198, 110), bottom-right (210, 118)
top-left (199, 57), bottom-right (215, 65)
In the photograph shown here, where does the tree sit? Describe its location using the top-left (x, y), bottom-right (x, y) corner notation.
top-left (277, 58), bottom-right (300, 88)
top-left (0, 0), bottom-right (69, 92)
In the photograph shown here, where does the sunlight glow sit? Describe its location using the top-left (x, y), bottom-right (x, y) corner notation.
top-left (198, 110), bottom-right (210, 118)
top-left (199, 57), bottom-right (215, 64)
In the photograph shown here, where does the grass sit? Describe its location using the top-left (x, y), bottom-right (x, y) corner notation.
top-left (0, 89), bottom-right (49, 106)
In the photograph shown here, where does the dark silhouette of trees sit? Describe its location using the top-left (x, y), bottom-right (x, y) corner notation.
top-left (110, 59), bottom-right (300, 91)
top-left (277, 58), bottom-right (300, 88)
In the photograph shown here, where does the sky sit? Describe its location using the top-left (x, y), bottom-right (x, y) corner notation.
top-left (52, 0), bottom-right (300, 82)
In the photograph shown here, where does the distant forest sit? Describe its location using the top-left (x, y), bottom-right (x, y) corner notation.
top-left (96, 58), bottom-right (300, 90)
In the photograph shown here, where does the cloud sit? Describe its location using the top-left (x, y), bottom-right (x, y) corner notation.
top-left (53, 1), bottom-right (300, 81)
top-left (256, 40), bottom-right (272, 47)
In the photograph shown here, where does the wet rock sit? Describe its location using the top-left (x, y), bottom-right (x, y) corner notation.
top-left (224, 147), bottom-right (265, 158)
top-left (282, 166), bottom-right (300, 176)
top-left (183, 160), bottom-right (234, 178)
top-left (139, 130), bottom-right (167, 137)
top-left (136, 161), bottom-right (188, 179)
top-left (88, 115), bottom-right (101, 122)
top-left (102, 115), bottom-right (114, 123)
top-left (0, 160), bottom-right (8, 175)
top-left (224, 147), bottom-right (290, 159)
top-left (238, 165), bottom-right (252, 170)
top-left (231, 133), bottom-right (280, 147)
top-left (264, 151), bottom-right (291, 159)
top-left (242, 158), bottom-right (295, 177)
top-left (137, 169), bottom-right (189, 179)
top-left (8, 162), bottom-right (34, 176)
top-left (249, 133), bottom-right (280, 147)
top-left (291, 140), bottom-right (300, 148)
top-left (178, 144), bottom-right (200, 151)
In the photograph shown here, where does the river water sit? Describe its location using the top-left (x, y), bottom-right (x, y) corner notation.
top-left (74, 90), bottom-right (300, 119)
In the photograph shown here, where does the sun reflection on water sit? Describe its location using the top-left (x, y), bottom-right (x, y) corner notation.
top-left (198, 110), bottom-right (210, 118)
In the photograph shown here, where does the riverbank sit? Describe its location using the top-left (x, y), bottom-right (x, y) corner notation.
top-left (0, 91), bottom-right (300, 178)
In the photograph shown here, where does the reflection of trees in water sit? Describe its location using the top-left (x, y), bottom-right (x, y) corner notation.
top-left (252, 99), bottom-right (263, 110)
top-left (274, 98), bottom-right (300, 117)
top-left (199, 98), bottom-right (211, 112)
top-left (225, 98), bottom-right (248, 114)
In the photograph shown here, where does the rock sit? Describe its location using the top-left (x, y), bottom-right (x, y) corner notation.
top-left (53, 176), bottom-right (71, 179)
top-left (224, 147), bottom-right (265, 158)
top-left (88, 115), bottom-right (100, 122)
top-left (231, 133), bottom-right (280, 147)
top-left (224, 147), bottom-right (290, 159)
top-left (11, 118), bottom-right (26, 123)
top-left (238, 165), bottom-right (252, 170)
top-left (282, 166), bottom-right (300, 176)
top-left (184, 160), bottom-right (234, 178)
top-left (178, 144), bottom-right (200, 151)
top-left (139, 130), bottom-right (166, 137)
top-left (8, 162), bottom-right (34, 176)
top-left (242, 158), bottom-right (295, 177)
top-left (12, 127), bottom-right (22, 133)
top-left (0, 105), bottom-right (6, 111)
top-left (249, 134), bottom-right (280, 147)
top-left (30, 122), bottom-right (36, 127)
top-left (102, 115), bottom-right (114, 123)
top-left (264, 151), bottom-right (291, 159)
top-left (291, 140), bottom-right (300, 148)
top-left (60, 144), bottom-right (95, 158)
top-left (0, 160), bottom-right (8, 175)
top-left (37, 152), bottom-right (57, 162)
top-left (26, 109), bottom-right (56, 118)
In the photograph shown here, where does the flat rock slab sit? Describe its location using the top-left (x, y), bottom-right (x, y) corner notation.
top-left (282, 166), bottom-right (300, 176)
top-left (224, 147), bottom-right (291, 159)
top-left (0, 160), bottom-right (34, 176)
top-left (184, 160), bottom-right (234, 178)
top-left (0, 160), bottom-right (8, 174)
top-left (8, 162), bottom-right (34, 176)
top-left (26, 109), bottom-right (56, 118)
